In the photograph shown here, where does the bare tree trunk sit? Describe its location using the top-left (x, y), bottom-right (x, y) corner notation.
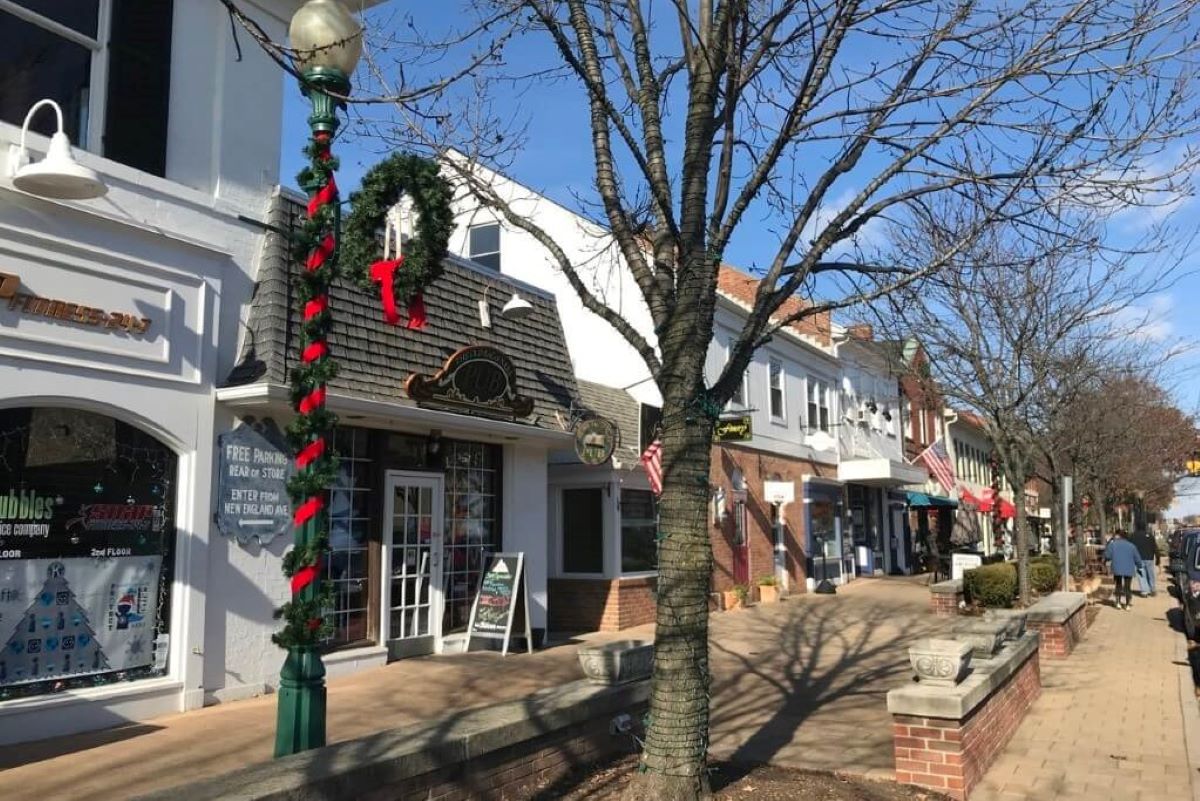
top-left (624, 398), bottom-right (715, 800)
top-left (1014, 493), bottom-right (1032, 606)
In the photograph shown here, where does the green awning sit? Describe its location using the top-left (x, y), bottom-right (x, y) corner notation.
top-left (906, 491), bottom-right (958, 508)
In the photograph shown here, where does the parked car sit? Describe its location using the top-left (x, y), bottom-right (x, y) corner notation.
top-left (1169, 529), bottom-right (1200, 639)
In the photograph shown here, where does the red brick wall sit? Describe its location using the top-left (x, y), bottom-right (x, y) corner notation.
top-left (1028, 604), bottom-right (1088, 659)
top-left (893, 648), bottom-right (1041, 800)
top-left (710, 445), bottom-right (834, 593)
top-left (361, 704), bottom-right (647, 801)
top-left (930, 589), bottom-right (964, 617)
top-left (548, 578), bottom-right (656, 632)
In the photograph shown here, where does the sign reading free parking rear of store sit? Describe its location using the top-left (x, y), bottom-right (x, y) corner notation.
top-left (216, 418), bottom-right (293, 546)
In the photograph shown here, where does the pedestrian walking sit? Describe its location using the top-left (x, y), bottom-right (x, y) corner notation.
top-left (1130, 529), bottom-right (1158, 597)
top-left (1105, 529), bottom-right (1142, 609)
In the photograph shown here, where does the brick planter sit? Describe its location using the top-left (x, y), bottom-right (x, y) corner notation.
top-left (1025, 591), bottom-right (1087, 659)
top-left (889, 633), bottom-right (1041, 799)
top-left (930, 579), bottom-right (964, 617)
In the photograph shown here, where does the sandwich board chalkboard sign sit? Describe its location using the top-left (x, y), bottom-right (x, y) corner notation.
top-left (466, 552), bottom-right (533, 656)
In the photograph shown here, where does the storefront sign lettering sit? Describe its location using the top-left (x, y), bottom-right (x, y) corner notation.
top-left (0, 271), bottom-right (152, 335)
top-left (406, 345), bottom-right (535, 420)
top-left (714, 415), bottom-right (753, 442)
top-left (216, 418), bottom-right (293, 546)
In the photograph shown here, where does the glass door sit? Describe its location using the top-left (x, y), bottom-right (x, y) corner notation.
top-left (382, 472), bottom-right (444, 659)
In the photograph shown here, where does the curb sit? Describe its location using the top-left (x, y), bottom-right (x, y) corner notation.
top-left (1175, 626), bottom-right (1200, 801)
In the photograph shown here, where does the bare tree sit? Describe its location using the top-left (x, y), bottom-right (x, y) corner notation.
top-left (238, 0), bottom-right (1200, 796)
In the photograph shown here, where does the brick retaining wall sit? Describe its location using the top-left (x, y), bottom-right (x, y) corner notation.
top-left (549, 577), bottom-right (656, 631)
top-left (136, 681), bottom-right (649, 801)
top-left (889, 635), bottom-right (1041, 800)
top-left (1026, 592), bottom-right (1088, 659)
top-left (930, 580), bottom-right (964, 618)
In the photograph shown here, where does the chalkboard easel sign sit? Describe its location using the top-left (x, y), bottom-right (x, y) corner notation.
top-left (466, 552), bottom-right (533, 656)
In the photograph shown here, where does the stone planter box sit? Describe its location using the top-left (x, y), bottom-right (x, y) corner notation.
top-left (578, 640), bottom-right (654, 685)
top-left (983, 609), bottom-right (1028, 640)
top-left (953, 620), bottom-right (1007, 658)
top-left (758, 584), bottom-right (781, 603)
top-left (909, 638), bottom-right (973, 687)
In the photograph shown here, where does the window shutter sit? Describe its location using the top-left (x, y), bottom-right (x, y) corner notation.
top-left (103, 0), bottom-right (174, 177)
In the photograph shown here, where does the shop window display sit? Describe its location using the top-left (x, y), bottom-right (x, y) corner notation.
top-left (0, 407), bottom-right (176, 699)
top-left (323, 427), bottom-right (373, 647)
top-left (442, 441), bottom-right (501, 633)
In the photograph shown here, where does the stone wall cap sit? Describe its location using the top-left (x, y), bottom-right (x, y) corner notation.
top-left (1026, 591), bottom-right (1086, 623)
top-left (132, 679), bottom-right (650, 801)
top-left (887, 632), bottom-right (1039, 720)
top-left (930, 579), bottom-right (964, 595)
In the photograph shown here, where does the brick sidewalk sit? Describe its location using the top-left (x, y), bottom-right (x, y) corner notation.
top-left (0, 577), bottom-right (936, 800)
top-left (973, 580), bottom-right (1194, 801)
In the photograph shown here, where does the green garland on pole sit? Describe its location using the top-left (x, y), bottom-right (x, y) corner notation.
top-left (340, 152), bottom-right (455, 303)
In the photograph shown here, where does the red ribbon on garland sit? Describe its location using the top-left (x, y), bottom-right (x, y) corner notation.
top-left (291, 562), bottom-right (320, 595)
top-left (369, 257), bottom-right (428, 329)
top-left (369, 258), bottom-right (403, 325)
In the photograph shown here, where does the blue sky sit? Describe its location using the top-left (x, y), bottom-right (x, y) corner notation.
top-left (280, 3), bottom-right (1200, 512)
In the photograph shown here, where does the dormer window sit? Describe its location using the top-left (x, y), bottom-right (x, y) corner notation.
top-left (468, 222), bottom-right (501, 271)
top-left (1, 1), bottom-right (174, 177)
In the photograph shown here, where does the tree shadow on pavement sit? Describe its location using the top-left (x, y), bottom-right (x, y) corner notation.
top-left (708, 589), bottom-right (942, 782)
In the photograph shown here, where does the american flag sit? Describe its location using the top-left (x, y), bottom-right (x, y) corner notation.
top-left (640, 440), bottom-right (663, 496)
top-left (919, 439), bottom-right (956, 494)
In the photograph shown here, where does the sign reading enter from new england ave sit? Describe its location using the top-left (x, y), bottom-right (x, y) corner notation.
top-left (216, 419), bottom-right (292, 546)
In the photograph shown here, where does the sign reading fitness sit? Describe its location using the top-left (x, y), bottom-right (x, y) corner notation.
top-left (0, 408), bottom-right (177, 696)
top-left (0, 271), bottom-right (152, 335)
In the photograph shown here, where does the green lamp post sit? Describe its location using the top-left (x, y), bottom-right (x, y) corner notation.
top-left (274, 0), bottom-right (363, 759)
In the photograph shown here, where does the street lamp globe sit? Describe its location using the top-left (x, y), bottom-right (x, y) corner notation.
top-left (289, 0), bottom-right (363, 78)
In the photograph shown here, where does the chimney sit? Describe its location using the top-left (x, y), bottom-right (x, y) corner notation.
top-left (848, 323), bottom-right (873, 341)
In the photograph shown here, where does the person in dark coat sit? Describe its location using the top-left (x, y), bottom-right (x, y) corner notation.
top-left (1105, 530), bottom-right (1142, 609)
top-left (1130, 530), bottom-right (1158, 596)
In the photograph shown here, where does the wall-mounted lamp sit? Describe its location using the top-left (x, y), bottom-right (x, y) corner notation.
top-left (8, 99), bottom-right (107, 200)
top-left (501, 292), bottom-right (534, 320)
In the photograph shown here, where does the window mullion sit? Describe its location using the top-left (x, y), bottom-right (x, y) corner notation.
top-left (0, 2), bottom-right (101, 50)
top-left (86, 0), bottom-right (112, 154)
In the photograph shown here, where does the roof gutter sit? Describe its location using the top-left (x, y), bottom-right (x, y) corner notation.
top-left (215, 383), bottom-right (574, 444)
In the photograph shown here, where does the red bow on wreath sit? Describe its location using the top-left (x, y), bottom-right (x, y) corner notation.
top-left (369, 258), bottom-right (427, 330)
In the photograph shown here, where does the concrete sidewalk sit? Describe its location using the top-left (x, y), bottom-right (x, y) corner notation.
top-left (0, 577), bottom-right (938, 800)
top-left (973, 580), bottom-right (1198, 801)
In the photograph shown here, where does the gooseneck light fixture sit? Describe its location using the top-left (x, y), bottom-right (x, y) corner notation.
top-left (8, 99), bottom-right (107, 200)
top-left (274, 0), bottom-right (363, 760)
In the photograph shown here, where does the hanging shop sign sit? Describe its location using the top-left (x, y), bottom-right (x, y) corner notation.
top-left (215, 418), bottom-right (293, 546)
top-left (714, 415), bottom-right (753, 442)
top-left (574, 416), bottom-right (619, 465)
top-left (0, 271), bottom-right (152, 335)
top-left (466, 552), bottom-right (532, 656)
top-left (763, 480), bottom-right (795, 505)
top-left (406, 345), bottom-right (534, 419)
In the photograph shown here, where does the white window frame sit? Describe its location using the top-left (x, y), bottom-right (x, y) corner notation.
top-left (556, 483), bottom-right (608, 578)
top-left (618, 487), bottom-right (658, 577)
top-left (767, 356), bottom-right (786, 423)
top-left (467, 221), bottom-right (502, 271)
top-left (725, 338), bottom-right (749, 409)
top-left (806, 377), bottom-right (831, 434)
top-left (1, 0), bottom-right (112, 154)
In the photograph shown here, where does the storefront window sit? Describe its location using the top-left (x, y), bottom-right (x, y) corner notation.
top-left (562, 488), bottom-right (604, 574)
top-left (324, 427), bottom-right (373, 648)
top-left (0, 407), bottom-right (176, 700)
top-left (620, 489), bottom-right (657, 573)
top-left (442, 441), bottom-right (501, 633)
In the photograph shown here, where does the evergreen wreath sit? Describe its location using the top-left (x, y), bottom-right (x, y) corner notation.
top-left (340, 152), bottom-right (455, 304)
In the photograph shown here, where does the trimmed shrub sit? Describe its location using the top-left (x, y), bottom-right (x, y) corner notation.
top-left (964, 562), bottom-right (1017, 608)
top-left (1030, 557), bottom-right (1062, 594)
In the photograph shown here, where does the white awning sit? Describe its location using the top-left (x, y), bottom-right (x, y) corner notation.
top-left (837, 458), bottom-right (928, 487)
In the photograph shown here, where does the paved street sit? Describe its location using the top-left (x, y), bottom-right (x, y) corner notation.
top-left (974, 580), bottom-right (1196, 801)
top-left (0, 577), bottom-right (936, 800)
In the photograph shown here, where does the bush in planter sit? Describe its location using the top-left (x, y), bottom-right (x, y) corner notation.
top-left (733, 584), bottom-right (750, 605)
top-left (964, 562), bottom-right (1017, 608)
top-left (1030, 557), bottom-right (1061, 594)
top-left (756, 575), bottom-right (777, 586)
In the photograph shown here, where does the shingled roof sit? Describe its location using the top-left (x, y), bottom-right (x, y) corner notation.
top-left (226, 191), bottom-right (579, 430)
top-left (576, 379), bottom-right (643, 463)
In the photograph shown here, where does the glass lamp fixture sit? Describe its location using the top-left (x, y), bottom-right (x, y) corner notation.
top-left (8, 99), bottom-right (106, 200)
top-left (289, 0), bottom-right (364, 76)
